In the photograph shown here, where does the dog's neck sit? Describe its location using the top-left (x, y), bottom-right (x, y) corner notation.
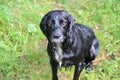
top-left (54, 43), bottom-right (63, 68)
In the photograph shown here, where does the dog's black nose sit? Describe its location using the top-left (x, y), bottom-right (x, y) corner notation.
top-left (54, 35), bottom-right (60, 39)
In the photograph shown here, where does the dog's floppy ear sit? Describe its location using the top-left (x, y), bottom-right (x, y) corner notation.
top-left (66, 13), bottom-right (75, 44)
top-left (39, 13), bottom-right (50, 39)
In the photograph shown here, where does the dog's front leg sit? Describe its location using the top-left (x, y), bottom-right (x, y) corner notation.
top-left (50, 59), bottom-right (58, 80)
top-left (73, 62), bottom-right (84, 80)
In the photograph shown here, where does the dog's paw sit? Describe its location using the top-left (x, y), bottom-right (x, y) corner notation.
top-left (85, 63), bottom-right (93, 73)
top-left (86, 66), bottom-right (93, 73)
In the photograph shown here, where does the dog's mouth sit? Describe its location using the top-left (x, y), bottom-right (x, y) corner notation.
top-left (51, 35), bottom-right (64, 43)
top-left (51, 38), bottom-right (64, 43)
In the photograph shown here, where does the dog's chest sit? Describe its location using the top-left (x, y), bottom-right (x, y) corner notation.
top-left (54, 43), bottom-right (63, 67)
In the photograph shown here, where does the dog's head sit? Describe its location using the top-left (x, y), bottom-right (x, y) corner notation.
top-left (40, 10), bottom-right (75, 43)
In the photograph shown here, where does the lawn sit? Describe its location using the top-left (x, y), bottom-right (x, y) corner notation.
top-left (0, 0), bottom-right (120, 80)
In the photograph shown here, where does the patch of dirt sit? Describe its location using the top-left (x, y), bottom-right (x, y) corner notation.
top-left (39, 39), bottom-right (48, 49)
top-left (53, 2), bottom-right (63, 10)
top-left (92, 51), bottom-right (116, 66)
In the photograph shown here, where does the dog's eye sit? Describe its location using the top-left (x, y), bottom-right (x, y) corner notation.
top-left (48, 19), bottom-right (55, 26)
top-left (60, 19), bottom-right (67, 26)
top-left (48, 21), bottom-right (52, 26)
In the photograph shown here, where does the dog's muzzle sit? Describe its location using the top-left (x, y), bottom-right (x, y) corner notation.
top-left (51, 29), bottom-right (64, 43)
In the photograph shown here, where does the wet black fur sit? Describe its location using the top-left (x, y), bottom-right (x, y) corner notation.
top-left (40, 10), bottom-right (99, 80)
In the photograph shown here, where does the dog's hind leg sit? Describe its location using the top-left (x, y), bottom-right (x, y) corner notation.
top-left (90, 39), bottom-right (99, 59)
top-left (85, 39), bottom-right (99, 72)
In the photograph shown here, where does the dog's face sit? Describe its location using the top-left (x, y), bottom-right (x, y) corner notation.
top-left (40, 10), bottom-right (75, 43)
top-left (47, 12), bottom-right (68, 43)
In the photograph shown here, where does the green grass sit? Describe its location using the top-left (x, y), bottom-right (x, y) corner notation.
top-left (0, 0), bottom-right (120, 80)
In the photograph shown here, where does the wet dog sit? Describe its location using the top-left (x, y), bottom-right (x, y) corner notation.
top-left (40, 10), bottom-right (99, 80)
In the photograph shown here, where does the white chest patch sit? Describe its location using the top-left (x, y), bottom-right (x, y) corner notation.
top-left (55, 43), bottom-right (63, 67)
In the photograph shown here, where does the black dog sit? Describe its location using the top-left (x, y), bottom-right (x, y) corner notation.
top-left (40, 10), bottom-right (99, 80)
